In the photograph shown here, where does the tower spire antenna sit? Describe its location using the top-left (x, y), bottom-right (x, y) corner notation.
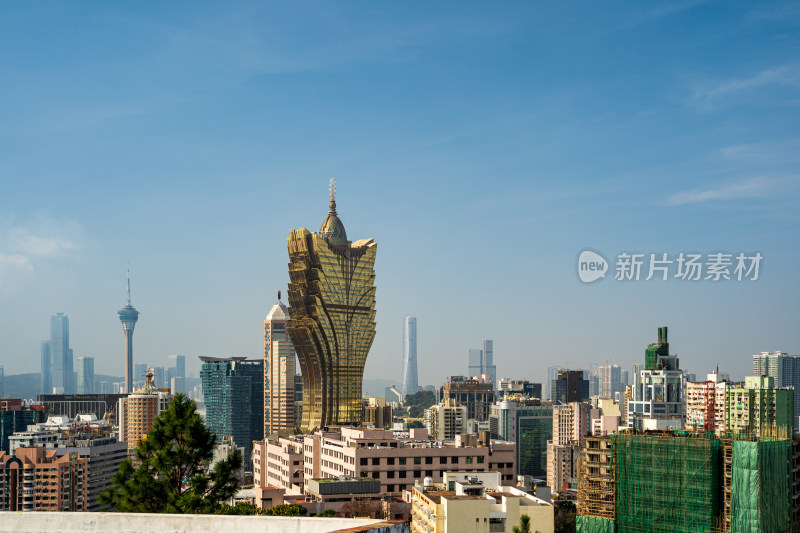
top-left (328, 177), bottom-right (337, 214)
top-left (126, 267), bottom-right (131, 306)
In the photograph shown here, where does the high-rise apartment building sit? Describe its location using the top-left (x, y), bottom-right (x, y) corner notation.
top-left (200, 357), bottom-right (264, 463)
top-left (725, 375), bottom-right (794, 438)
top-left (45, 313), bottom-right (74, 394)
top-left (425, 398), bottom-right (468, 440)
top-left (547, 402), bottom-right (590, 493)
top-left (753, 351), bottom-right (800, 429)
top-left (685, 371), bottom-right (731, 435)
top-left (118, 270), bottom-right (139, 394)
top-left (76, 357), bottom-right (94, 394)
top-left (0, 447), bottom-right (88, 511)
top-left (598, 364), bottom-right (625, 399)
top-left (264, 297), bottom-right (296, 435)
top-left (286, 180), bottom-right (377, 432)
top-left (117, 369), bottom-right (171, 451)
top-left (401, 316), bottom-right (418, 398)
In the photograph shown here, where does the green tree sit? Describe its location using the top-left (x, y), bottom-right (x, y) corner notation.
top-left (99, 394), bottom-right (242, 513)
top-left (214, 502), bottom-right (265, 515)
top-left (404, 390), bottom-right (436, 418)
top-left (263, 503), bottom-right (308, 516)
top-left (314, 509), bottom-right (337, 517)
top-left (513, 513), bottom-right (531, 533)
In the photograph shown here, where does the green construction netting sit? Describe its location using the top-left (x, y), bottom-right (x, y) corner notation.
top-left (730, 439), bottom-right (791, 533)
top-left (576, 515), bottom-right (615, 533)
top-left (612, 434), bottom-right (721, 533)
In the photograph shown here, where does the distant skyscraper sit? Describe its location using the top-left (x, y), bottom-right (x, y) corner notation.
top-left (77, 357), bottom-right (95, 394)
top-left (118, 270), bottom-right (140, 394)
top-left (134, 363), bottom-right (148, 386)
top-left (483, 340), bottom-right (496, 386)
top-left (551, 370), bottom-right (589, 404)
top-left (152, 367), bottom-right (166, 389)
top-left (286, 179), bottom-right (377, 432)
top-left (167, 355), bottom-right (186, 391)
top-left (468, 349), bottom-right (483, 377)
top-left (200, 357), bottom-right (264, 463)
top-left (467, 340), bottom-right (496, 385)
top-left (0, 366), bottom-right (3, 398)
top-left (47, 313), bottom-right (74, 394)
top-left (264, 294), bottom-right (296, 435)
top-left (401, 316), bottom-right (418, 398)
top-left (753, 351), bottom-right (800, 430)
top-left (40, 341), bottom-right (52, 394)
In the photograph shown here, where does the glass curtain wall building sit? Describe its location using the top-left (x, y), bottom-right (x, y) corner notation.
top-left (402, 316), bottom-right (418, 398)
top-left (286, 180), bottom-right (377, 432)
top-left (200, 357), bottom-right (264, 463)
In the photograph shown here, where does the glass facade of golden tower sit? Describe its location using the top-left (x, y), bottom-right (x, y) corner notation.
top-left (286, 182), bottom-right (377, 432)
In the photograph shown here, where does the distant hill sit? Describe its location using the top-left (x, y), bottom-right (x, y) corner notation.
top-left (2, 373), bottom-right (124, 400)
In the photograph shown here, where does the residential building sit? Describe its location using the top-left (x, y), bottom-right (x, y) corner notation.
top-left (286, 179), bottom-right (377, 432)
top-left (0, 447), bottom-right (88, 511)
top-left (363, 397), bottom-right (392, 428)
top-left (440, 375), bottom-right (495, 422)
top-left (725, 375), bottom-right (795, 438)
top-left (426, 398), bottom-right (467, 441)
top-left (410, 471), bottom-right (554, 533)
top-left (77, 356), bottom-right (94, 394)
top-left (685, 371), bottom-right (732, 435)
top-left (117, 369), bottom-right (171, 451)
top-left (753, 351), bottom-right (800, 429)
top-left (200, 357), bottom-right (263, 463)
top-left (551, 370), bottom-right (589, 404)
top-left (627, 326), bottom-right (686, 430)
top-left (264, 297), bottom-right (296, 435)
top-left (490, 397), bottom-right (552, 478)
top-left (547, 402), bottom-right (590, 493)
top-left (118, 270), bottom-right (139, 394)
top-left (252, 436), bottom-right (304, 494)
top-left (302, 427), bottom-right (516, 497)
top-left (401, 316), bottom-right (419, 398)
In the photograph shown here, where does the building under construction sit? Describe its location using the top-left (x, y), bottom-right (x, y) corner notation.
top-left (577, 431), bottom-right (799, 533)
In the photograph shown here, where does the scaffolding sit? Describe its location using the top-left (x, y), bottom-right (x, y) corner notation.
top-left (577, 436), bottom-right (615, 520)
top-left (730, 439), bottom-right (792, 532)
top-left (612, 432), bottom-right (723, 533)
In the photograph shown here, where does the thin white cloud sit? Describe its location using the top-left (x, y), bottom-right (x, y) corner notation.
top-left (664, 176), bottom-right (783, 206)
top-left (694, 65), bottom-right (800, 105)
top-left (9, 228), bottom-right (78, 258)
top-left (0, 253), bottom-right (34, 291)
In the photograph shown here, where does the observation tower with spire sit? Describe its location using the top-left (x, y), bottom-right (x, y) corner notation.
top-left (118, 269), bottom-right (140, 393)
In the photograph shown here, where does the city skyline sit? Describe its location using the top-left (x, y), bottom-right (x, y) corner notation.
top-left (0, 3), bottom-right (798, 388)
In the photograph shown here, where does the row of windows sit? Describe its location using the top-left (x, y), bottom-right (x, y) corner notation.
top-left (358, 455), bottom-right (485, 466)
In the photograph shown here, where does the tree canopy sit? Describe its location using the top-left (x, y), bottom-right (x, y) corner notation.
top-left (100, 393), bottom-right (242, 513)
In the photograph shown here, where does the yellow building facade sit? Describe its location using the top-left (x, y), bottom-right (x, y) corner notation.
top-left (287, 180), bottom-right (377, 432)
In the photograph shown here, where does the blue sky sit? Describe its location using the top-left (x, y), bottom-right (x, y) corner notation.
top-left (1, 1), bottom-right (798, 387)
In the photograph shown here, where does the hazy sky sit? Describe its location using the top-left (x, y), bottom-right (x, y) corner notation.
top-left (1, 1), bottom-right (798, 388)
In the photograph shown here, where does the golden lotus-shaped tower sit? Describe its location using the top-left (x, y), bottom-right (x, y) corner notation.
top-left (286, 179), bottom-right (377, 432)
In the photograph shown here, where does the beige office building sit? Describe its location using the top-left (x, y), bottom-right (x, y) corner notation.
top-left (410, 471), bottom-right (554, 533)
top-left (252, 436), bottom-right (305, 494)
top-left (264, 299), bottom-right (296, 435)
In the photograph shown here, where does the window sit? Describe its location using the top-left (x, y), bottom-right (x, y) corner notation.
top-left (413, 457), bottom-right (421, 465)
top-left (414, 470), bottom-right (421, 477)
top-left (360, 458), bottom-right (368, 466)
top-left (387, 471), bottom-right (395, 479)
top-left (425, 470), bottom-right (433, 477)
top-left (387, 458), bottom-right (395, 465)
top-left (372, 458), bottom-right (380, 466)
top-left (425, 457), bottom-right (433, 465)
top-left (451, 457), bottom-right (458, 464)
top-left (477, 456), bottom-right (484, 464)
top-left (399, 471), bottom-right (406, 478)
top-left (465, 456), bottom-right (473, 464)
top-left (399, 458), bottom-right (406, 465)
top-left (387, 485), bottom-right (395, 492)
top-left (440, 457), bottom-right (447, 464)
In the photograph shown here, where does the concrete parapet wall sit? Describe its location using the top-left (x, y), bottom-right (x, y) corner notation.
top-left (0, 512), bottom-right (408, 533)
